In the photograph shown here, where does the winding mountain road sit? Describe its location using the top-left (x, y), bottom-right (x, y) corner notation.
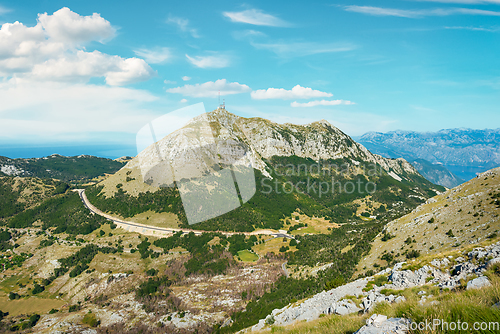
top-left (76, 189), bottom-right (296, 240)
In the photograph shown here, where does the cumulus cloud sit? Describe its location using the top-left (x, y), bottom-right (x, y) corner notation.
top-left (134, 47), bottom-right (171, 64)
top-left (167, 15), bottom-right (199, 38)
top-left (290, 100), bottom-right (355, 107)
top-left (186, 53), bottom-right (231, 68)
top-left (0, 7), bottom-right (154, 85)
top-left (223, 9), bottom-right (290, 27)
top-left (37, 7), bottom-right (115, 44)
top-left (28, 50), bottom-right (153, 85)
top-left (251, 85), bottom-right (333, 100)
top-left (182, 76), bottom-right (191, 81)
top-left (166, 79), bottom-right (251, 97)
top-left (180, 98), bottom-right (188, 103)
top-left (344, 5), bottom-right (500, 18)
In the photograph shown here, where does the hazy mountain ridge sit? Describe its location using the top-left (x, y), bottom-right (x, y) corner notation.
top-left (408, 158), bottom-right (464, 189)
top-left (358, 128), bottom-right (500, 181)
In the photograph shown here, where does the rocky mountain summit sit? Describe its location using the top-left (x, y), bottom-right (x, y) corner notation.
top-left (102, 108), bottom-right (422, 197)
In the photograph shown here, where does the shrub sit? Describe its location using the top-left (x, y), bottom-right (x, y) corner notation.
top-left (146, 268), bottom-right (158, 276)
top-left (325, 276), bottom-right (345, 290)
top-left (406, 250), bottom-right (420, 259)
top-left (9, 292), bottom-right (21, 300)
top-left (32, 283), bottom-right (44, 294)
top-left (68, 305), bottom-right (80, 312)
top-left (82, 312), bottom-right (100, 327)
top-left (381, 231), bottom-right (394, 242)
top-left (265, 315), bottom-right (275, 325)
top-left (381, 253), bottom-right (394, 263)
top-left (279, 246), bottom-right (289, 252)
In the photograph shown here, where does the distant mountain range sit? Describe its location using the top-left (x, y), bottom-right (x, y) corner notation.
top-left (357, 128), bottom-right (500, 186)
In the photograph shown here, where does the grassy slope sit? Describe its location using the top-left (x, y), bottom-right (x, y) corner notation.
top-left (357, 167), bottom-right (500, 275)
top-left (88, 156), bottom-right (442, 233)
top-left (0, 176), bottom-right (68, 219)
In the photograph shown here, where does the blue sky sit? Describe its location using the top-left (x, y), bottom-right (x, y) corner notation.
top-left (0, 0), bottom-right (499, 158)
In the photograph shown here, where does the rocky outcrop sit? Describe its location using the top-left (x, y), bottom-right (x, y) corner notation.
top-left (467, 276), bottom-right (492, 290)
top-left (249, 279), bottom-right (369, 331)
top-left (245, 241), bottom-right (500, 333)
top-left (355, 314), bottom-right (410, 334)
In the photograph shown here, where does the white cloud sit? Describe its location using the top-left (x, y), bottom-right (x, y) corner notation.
top-left (251, 85), bottom-right (333, 100)
top-left (164, 80), bottom-right (176, 84)
top-left (38, 7), bottom-right (115, 44)
top-left (415, 0), bottom-right (500, 4)
top-left (344, 6), bottom-right (421, 18)
top-left (0, 7), bottom-right (154, 85)
top-left (223, 9), bottom-right (290, 27)
top-left (166, 79), bottom-right (251, 97)
top-left (134, 47), bottom-right (171, 64)
top-left (251, 41), bottom-right (356, 58)
top-left (0, 5), bottom-right (12, 15)
top-left (180, 98), bottom-right (188, 103)
top-left (290, 100), bottom-right (355, 107)
top-left (0, 78), bottom-right (158, 143)
top-left (343, 5), bottom-right (500, 18)
top-left (182, 76), bottom-right (191, 81)
top-left (29, 50), bottom-right (154, 85)
top-left (166, 15), bottom-right (199, 38)
top-left (445, 25), bottom-right (500, 32)
top-left (232, 29), bottom-right (266, 40)
top-left (186, 53), bottom-right (231, 68)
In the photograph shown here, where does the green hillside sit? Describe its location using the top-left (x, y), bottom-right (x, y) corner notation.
top-left (0, 154), bottom-right (125, 183)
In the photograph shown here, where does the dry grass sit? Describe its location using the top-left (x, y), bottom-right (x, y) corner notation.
top-left (372, 273), bottom-right (500, 333)
top-left (252, 237), bottom-right (297, 256)
top-left (0, 294), bottom-right (66, 316)
top-left (283, 211), bottom-right (340, 235)
top-left (253, 313), bottom-right (367, 334)
top-left (357, 170), bottom-right (500, 275)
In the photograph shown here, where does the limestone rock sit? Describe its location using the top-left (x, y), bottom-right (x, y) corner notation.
top-left (354, 314), bottom-right (410, 334)
top-left (467, 276), bottom-right (491, 290)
